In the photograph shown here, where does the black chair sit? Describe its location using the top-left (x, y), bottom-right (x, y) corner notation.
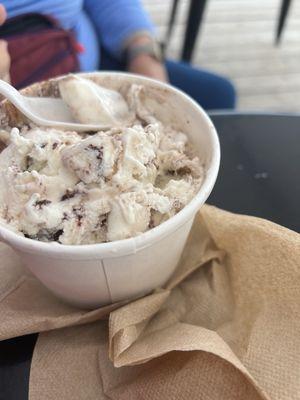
top-left (276, 0), bottom-right (292, 43)
top-left (164, 0), bottom-right (292, 61)
top-left (164, 0), bottom-right (208, 62)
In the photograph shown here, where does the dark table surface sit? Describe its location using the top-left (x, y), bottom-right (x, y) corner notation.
top-left (209, 112), bottom-right (299, 232)
top-left (0, 113), bottom-right (299, 399)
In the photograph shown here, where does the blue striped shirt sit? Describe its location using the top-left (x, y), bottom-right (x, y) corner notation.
top-left (2, 0), bottom-right (155, 71)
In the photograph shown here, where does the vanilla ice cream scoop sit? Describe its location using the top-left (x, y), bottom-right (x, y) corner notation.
top-left (59, 76), bottom-right (132, 126)
top-left (62, 132), bottom-right (121, 184)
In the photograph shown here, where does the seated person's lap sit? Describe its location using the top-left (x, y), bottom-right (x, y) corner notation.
top-left (100, 48), bottom-right (236, 111)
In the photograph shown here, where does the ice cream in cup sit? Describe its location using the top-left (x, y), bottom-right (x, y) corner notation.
top-left (0, 72), bottom-right (220, 309)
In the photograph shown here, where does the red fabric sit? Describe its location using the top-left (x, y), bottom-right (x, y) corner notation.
top-left (4, 14), bottom-right (79, 89)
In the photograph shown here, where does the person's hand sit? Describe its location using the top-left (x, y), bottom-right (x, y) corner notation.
top-left (0, 40), bottom-right (10, 81)
top-left (126, 35), bottom-right (168, 82)
top-left (0, 4), bottom-right (10, 82)
top-left (0, 3), bottom-right (6, 24)
top-left (128, 53), bottom-right (168, 82)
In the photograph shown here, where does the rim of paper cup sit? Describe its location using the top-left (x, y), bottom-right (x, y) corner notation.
top-left (0, 72), bottom-right (220, 258)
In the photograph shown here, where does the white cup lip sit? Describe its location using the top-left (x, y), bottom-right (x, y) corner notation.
top-left (0, 72), bottom-right (220, 258)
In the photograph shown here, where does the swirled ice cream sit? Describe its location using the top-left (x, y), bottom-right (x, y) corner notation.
top-left (0, 79), bottom-right (204, 244)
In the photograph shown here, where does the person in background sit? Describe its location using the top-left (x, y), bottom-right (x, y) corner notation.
top-left (0, 1), bottom-right (236, 110)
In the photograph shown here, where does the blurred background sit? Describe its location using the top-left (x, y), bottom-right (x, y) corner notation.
top-left (143, 0), bottom-right (300, 111)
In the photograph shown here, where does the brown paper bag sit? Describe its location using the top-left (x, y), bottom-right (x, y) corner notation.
top-left (1, 205), bottom-right (299, 400)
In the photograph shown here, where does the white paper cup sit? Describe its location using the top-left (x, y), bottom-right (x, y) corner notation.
top-left (0, 72), bottom-right (220, 309)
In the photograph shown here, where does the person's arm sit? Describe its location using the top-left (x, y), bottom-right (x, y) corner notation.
top-left (84, 0), bottom-right (167, 81)
top-left (0, 4), bottom-right (10, 82)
